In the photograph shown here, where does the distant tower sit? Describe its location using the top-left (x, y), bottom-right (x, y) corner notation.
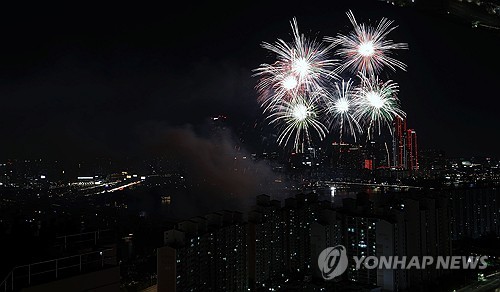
top-left (392, 117), bottom-right (419, 171)
top-left (406, 129), bottom-right (418, 171)
top-left (392, 116), bottom-right (407, 169)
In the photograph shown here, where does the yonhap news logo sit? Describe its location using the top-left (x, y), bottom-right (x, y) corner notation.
top-left (318, 246), bottom-right (488, 280)
top-left (317, 245), bottom-right (348, 280)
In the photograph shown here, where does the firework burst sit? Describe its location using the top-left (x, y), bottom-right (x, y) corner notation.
top-left (354, 73), bottom-right (406, 139)
top-left (253, 17), bottom-right (339, 111)
top-left (253, 13), bottom-right (409, 152)
top-left (325, 10), bottom-right (408, 75)
top-left (268, 95), bottom-right (328, 152)
top-left (323, 79), bottom-right (363, 142)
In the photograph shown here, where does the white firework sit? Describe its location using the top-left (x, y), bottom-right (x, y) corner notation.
top-left (354, 73), bottom-right (406, 139)
top-left (268, 95), bottom-right (328, 152)
top-left (323, 79), bottom-right (363, 142)
top-left (253, 17), bottom-right (339, 111)
top-left (325, 10), bottom-right (408, 75)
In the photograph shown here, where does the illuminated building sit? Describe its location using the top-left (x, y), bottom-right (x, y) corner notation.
top-left (157, 211), bottom-right (247, 291)
top-left (331, 142), bottom-right (364, 171)
top-left (248, 195), bottom-right (284, 289)
top-left (310, 209), bottom-right (342, 279)
top-left (406, 129), bottom-right (418, 171)
top-left (364, 159), bottom-right (373, 170)
top-left (448, 187), bottom-right (500, 239)
top-left (398, 196), bottom-right (451, 287)
top-left (344, 214), bottom-right (380, 285)
top-left (392, 117), bottom-right (419, 171)
top-left (393, 116), bottom-right (407, 169)
top-left (340, 192), bottom-right (452, 290)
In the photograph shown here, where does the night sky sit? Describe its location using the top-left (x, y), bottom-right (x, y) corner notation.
top-left (0, 1), bottom-right (499, 161)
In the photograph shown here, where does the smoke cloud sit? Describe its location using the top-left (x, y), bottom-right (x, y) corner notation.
top-left (140, 122), bottom-right (281, 218)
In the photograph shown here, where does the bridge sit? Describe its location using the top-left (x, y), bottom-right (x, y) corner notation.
top-left (318, 180), bottom-right (425, 190)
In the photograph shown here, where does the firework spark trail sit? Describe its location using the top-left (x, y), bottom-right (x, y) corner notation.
top-left (353, 73), bottom-right (406, 139)
top-left (325, 10), bottom-right (408, 75)
top-left (253, 17), bottom-right (339, 112)
top-left (268, 95), bottom-right (328, 153)
top-left (323, 79), bottom-right (363, 142)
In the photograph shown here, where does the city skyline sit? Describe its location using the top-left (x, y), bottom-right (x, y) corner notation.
top-left (0, 2), bottom-right (499, 291)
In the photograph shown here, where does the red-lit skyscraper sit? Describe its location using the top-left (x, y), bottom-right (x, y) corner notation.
top-left (392, 117), bottom-right (418, 171)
